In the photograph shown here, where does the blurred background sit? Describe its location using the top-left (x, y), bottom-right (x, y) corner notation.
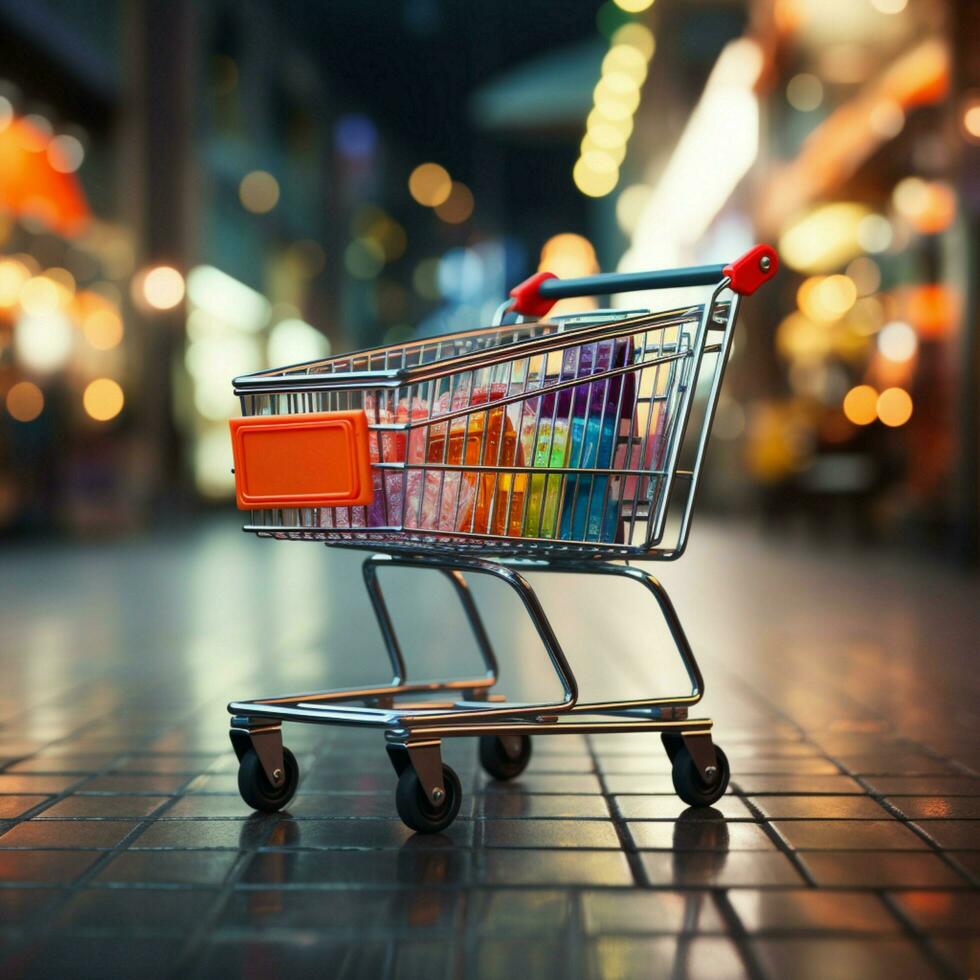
top-left (0, 0), bottom-right (977, 563)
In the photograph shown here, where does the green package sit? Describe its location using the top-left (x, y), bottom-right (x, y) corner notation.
top-left (523, 418), bottom-right (570, 538)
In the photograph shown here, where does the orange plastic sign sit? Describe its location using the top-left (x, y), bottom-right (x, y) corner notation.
top-left (230, 410), bottom-right (373, 510)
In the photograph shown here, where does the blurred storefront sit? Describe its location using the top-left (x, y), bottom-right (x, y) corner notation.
top-left (581, 0), bottom-right (979, 560)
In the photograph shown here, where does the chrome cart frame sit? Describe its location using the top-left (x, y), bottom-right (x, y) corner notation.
top-left (226, 245), bottom-right (778, 832)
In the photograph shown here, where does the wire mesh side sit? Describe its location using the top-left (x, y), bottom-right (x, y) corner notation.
top-left (236, 301), bottom-right (731, 557)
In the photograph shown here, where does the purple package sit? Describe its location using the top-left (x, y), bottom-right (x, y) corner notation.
top-left (537, 336), bottom-right (635, 421)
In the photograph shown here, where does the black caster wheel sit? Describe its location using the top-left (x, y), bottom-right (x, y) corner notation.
top-left (479, 734), bottom-right (532, 781)
top-left (395, 763), bottom-right (462, 834)
top-left (237, 747), bottom-right (299, 813)
top-left (661, 732), bottom-right (685, 763)
top-left (671, 744), bottom-right (730, 807)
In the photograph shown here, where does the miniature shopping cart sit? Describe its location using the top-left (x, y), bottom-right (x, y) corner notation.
top-left (226, 244), bottom-right (777, 832)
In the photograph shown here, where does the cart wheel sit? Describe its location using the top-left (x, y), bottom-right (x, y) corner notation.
top-left (237, 747), bottom-right (299, 813)
top-left (671, 744), bottom-right (730, 807)
top-left (661, 732), bottom-right (684, 763)
top-left (479, 734), bottom-right (532, 781)
top-left (395, 763), bottom-right (462, 834)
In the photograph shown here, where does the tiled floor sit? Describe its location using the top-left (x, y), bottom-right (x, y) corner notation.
top-left (0, 517), bottom-right (977, 979)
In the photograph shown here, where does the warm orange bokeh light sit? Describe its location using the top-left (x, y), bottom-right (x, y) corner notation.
top-left (843, 385), bottom-right (878, 426)
top-left (83, 378), bottom-right (125, 421)
top-left (6, 381), bottom-right (44, 422)
top-left (0, 116), bottom-right (89, 236)
top-left (877, 387), bottom-right (913, 427)
top-left (904, 284), bottom-right (958, 339)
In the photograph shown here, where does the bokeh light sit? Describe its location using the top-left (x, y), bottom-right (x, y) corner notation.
top-left (83, 378), bottom-right (125, 421)
top-left (613, 0), bottom-right (654, 11)
top-left (0, 258), bottom-right (30, 307)
top-left (408, 163), bottom-right (452, 207)
top-left (344, 238), bottom-right (385, 279)
top-left (434, 182), bottom-right (474, 223)
top-left (83, 308), bottom-right (124, 351)
top-left (856, 214), bottom-right (893, 253)
top-left (610, 22), bottom-right (655, 60)
top-left (141, 265), bottom-right (185, 310)
top-left (876, 387), bottom-right (913, 427)
top-left (14, 312), bottom-right (74, 372)
top-left (797, 275), bottom-right (857, 322)
top-left (877, 321), bottom-right (918, 362)
top-left (786, 73), bottom-right (823, 112)
top-left (6, 381), bottom-right (44, 422)
top-left (539, 233), bottom-right (598, 279)
top-left (19, 275), bottom-right (62, 315)
top-left (239, 170), bottom-right (280, 213)
top-left (843, 385), bottom-right (878, 426)
top-left (47, 134), bottom-right (84, 173)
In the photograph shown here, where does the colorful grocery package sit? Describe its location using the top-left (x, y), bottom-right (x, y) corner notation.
top-left (405, 382), bottom-right (523, 535)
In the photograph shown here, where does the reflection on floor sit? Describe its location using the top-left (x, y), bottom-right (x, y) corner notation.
top-left (0, 517), bottom-right (977, 979)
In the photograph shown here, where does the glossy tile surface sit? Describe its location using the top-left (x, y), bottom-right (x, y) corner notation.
top-left (0, 518), bottom-right (977, 978)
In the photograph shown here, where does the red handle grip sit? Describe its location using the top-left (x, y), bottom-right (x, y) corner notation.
top-left (723, 244), bottom-right (778, 296)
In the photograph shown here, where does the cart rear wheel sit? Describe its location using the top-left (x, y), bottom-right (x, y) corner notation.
top-left (479, 734), bottom-right (532, 781)
top-left (671, 744), bottom-right (730, 807)
top-left (395, 763), bottom-right (461, 834)
top-left (237, 747), bottom-right (299, 813)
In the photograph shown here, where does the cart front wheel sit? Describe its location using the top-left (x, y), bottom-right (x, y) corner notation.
top-left (479, 734), bottom-right (532, 781)
top-left (671, 744), bottom-right (730, 807)
top-left (395, 763), bottom-right (461, 834)
top-left (237, 746), bottom-right (299, 813)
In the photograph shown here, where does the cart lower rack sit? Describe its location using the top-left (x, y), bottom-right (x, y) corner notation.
top-left (226, 245), bottom-right (778, 832)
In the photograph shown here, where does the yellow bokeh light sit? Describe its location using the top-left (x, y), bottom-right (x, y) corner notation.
top-left (83, 378), bottom-right (124, 422)
top-left (876, 387), bottom-right (913, 427)
top-left (0, 258), bottom-right (30, 307)
top-left (602, 45), bottom-right (648, 84)
top-left (239, 170), bottom-right (280, 213)
top-left (434, 182), bottom-right (474, 224)
top-left (539, 233), bottom-right (598, 279)
top-left (610, 23), bottom-right (656, 60)
top-left (964, 101), bottom-right (980, 141)
top-left (6, 381), bottom-right (44, 422)
top-left (594, 77), bottom-right (641, 115)
top-left (797, 275), bottom-right (857, 322)
top-left (408, 163), bottom-right (452, 207)
top-left (613, 0), bottom-right (655, 12)
top-left (142, 265), bottom-right (185, 310)
top-left (586, 119), bottom-right (628, 150)
top-left (19, 275), bottom-right (62, 315)
top-left (573, 156), bottom-right (619, 198)
top-left (83, 309), bottom-right (124, 351)
top-left (843, 385), bottom-right (878, 426)
top-left (776, 312), bottom-right (831, 361)
top-left (581, 134), bottom-right (626, 166)
top-left (587, 108), bottom-right (633, 141)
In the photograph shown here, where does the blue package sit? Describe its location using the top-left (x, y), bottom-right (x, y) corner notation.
top-left (559, 412), bottom-right (619, 542)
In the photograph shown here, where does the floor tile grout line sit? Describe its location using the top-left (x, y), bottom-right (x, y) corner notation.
top-left (826, 758), bottom-right (980, 889)
top-left (878, 890), bottom-right (964, 980)
top-left (733, 789), bottom-right (818, 888)
top-left (712, 888), bottom-right (770, 980)
top-left (165, 809), bottom-right (280, 977)
top-left (586, 735), bottom-right (649, 889)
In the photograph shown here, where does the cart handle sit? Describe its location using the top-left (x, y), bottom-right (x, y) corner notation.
top-left (509, 244), bottom-right (778, 318)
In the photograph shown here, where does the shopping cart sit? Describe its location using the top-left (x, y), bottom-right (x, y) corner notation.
top-left (226, 244), bottom-right (777, 832)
